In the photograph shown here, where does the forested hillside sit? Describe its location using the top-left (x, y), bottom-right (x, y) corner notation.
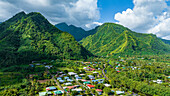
top-left (55, 23), bottom-right (98, 41)
top-left (161, 38), bottom-right (170, 45)
top-left (80, 23), bottom-right (170, 56)
top-left (0, 12), bottom-right (93, 67)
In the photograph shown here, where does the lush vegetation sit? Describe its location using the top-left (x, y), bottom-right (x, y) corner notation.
top-left (55, 22), bottom-right (98, 41)
top-left (80, 23), bottom-right (170, 56)
top-left (0, 12), bottom-right (93, 68)
top-left (161, 38), bottom-right (170, 45)
top-left (105, 55), bottom-right (170, 96)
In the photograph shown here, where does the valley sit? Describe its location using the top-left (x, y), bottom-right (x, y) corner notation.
top-left (0, 12), bottom-right (170, 96)
top-left (0, 55), bottom-right (169, 96)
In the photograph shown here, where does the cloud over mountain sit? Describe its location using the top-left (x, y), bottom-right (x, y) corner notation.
top-left (0, 0), bottom-right (100, 28)
top-left (115, 0), bottom-right (170, 40)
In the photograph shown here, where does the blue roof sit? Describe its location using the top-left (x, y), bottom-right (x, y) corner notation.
top-left (47, 86), bottom-right (57, 90)
top-left (116, 91), bottom-right (125, 94)
top-left (64, 77), bottom-right (69, 79)
top-left (92, 80), bottom-right (98, 82)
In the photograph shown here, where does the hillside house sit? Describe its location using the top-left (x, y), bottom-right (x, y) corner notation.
top-left (87, 84), bottom-right (94, 89)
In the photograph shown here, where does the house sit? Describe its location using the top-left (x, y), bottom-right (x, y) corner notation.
top-left (45, 65), bottom-right (53, 69)
top-left (92, 80), bottom-right (99, 83)
top-left (72, 88), bottom-right (83, 92)
top-left (76, 77), bottom-right (82, 80)
top-left (68, 72), bottom-right (77, 76)
top-left (57, 77), bottom-right (62, 80)
top-left (87, 84), bottom-right (95, 89)
top-left (64, 77), bottom-right (69, 79)
top-left (97, 79), bottom-right (104, 82)
top-left (96, 89), bottom-right (102, 95)
top-left (93, 72), bottom-right (98, 74)
top-left (81, 79), bottom-right (88, 82)
top-left (29, 64), bottom-right (34, 67)
top-left (75, 75), bottom-right (79, 78)
top-left (90, 68), bottom-right (95, 71)
top-left (46, 86), bottom-right (57, 91)
top-left (80, 74), bottom-right (85, 76)
top-left (67, 86), bottom-right (77, 89)
top-left (83, 67), bottom-right (87, 70)
top-left (54, 90), bottom-right (64, 95)
top-left (67, 79), bottom-right (73, 82)
top-left (116, 91), bottom-right (125, 95)
top-left (59, 80), bottom-right (65, 83)
top-left (64, 82), bottom-right (72, 86)
top-left (88, 75), bottom-right (95, 80)
top-left (83, 81), bottom-right (91, 85)
top-left (39, 92), bottom-right (52, 96)
top-left (104, 84), bottom-right (111, 87)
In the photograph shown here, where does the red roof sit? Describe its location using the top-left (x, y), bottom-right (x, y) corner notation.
top-left (46, 88), bottom-right (50, 90)
top-left (117, 71), bottom-right (120, 72)
top-left (87, 84), bottom-right (95, 88)
top-left (96, 89), bottom-right (102, 92)
top-left (67, 86), bottom-right (76, 89)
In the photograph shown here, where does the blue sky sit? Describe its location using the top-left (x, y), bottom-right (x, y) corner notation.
top-left (98, 0), bottom-right (134, 23)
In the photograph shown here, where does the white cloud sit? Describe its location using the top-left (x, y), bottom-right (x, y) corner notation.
top-left (85, 22), bottom-right (103, 29)
top-left (114, 0), bottom-right (170, 40)
top-left (0, 0), bottom-right (100, 28)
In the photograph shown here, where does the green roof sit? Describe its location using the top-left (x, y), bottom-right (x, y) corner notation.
top-left (83, 81), bottom-right (91, 84)
top-left (39, 92), bottom-right (52, 96)
top-left (54, 90), bottom-right (62, 95)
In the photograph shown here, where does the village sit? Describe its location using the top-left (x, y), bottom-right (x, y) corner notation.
top-left (26, 56), bottom-right (170, 96)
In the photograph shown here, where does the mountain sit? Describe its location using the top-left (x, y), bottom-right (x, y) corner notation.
top-left (55, 23), bottom-right (97, 41)
top-left (0, 12), bottom-right (93, 67)
top-left (160, 38), bottom-right (170, 45)
top-left (80, 23), bottom-right (170, 56)
top-left (0, 22), bottom-right (2, 24)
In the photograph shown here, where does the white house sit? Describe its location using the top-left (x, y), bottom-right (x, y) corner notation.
top-left (68, 72), bottom-right (77, 76)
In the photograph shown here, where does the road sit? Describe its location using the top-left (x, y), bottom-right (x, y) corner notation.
top-left (47, 69), bottom-right (69, 96)
top-left (72, 77), bottom-right (95, 95)
top-left (102, 64), bottom-right (108, 80)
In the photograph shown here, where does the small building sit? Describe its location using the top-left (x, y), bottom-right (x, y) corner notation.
top-left (75, 75), bottom-right (79, 77)
top-left (76, 77), bottom-right (82, 80)
top-left (46, 86), bottom-right (57, 91)
top-left (83, 81), bottom-right (91, 85)
top-left (59, 80), bottom-right (65, 83)
top-left (54, 90), bottom-right (64, 95)
top-left (87, 84), bottom-right (95, 89)
top-left (104, 84), bottom-right (111, 87)
top-left (93, 72), bottom-right (98, 74)
top-left (45, 65), bottom-right (53, 69)
top-left (67, 86), bottom-right (77, 89)
top-left (64, 77), bottom-right (69, 79)
top-left (64, 82), bottom-right (72, 86)
top-left (68, 72), bottom-right (77, 76)
top-left (67, 79), bottom-right (73, 82)
top-left (39, 92), bottom-right (52, 96)
top-left (88, 75), bottom-right (95, 80)
top-left (72, 88), bottom-right (83, 92)
top-left (92, 80), bottom-right (99, 83)
top-left (116, 91), bottom-right (125, 95)
top-left (57, 77), bottom-right (62, 80)
top-left (96, 89), bottom-right (102, 95)
top-left (80, 74), bottom-right (85, 77)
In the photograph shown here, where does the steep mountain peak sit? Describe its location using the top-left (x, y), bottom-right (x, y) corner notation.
top-left (80, 22), bottom-right (170, 56)
top-left (0, 12), bottom-right (93, 67)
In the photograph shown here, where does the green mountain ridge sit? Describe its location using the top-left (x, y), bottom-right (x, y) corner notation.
top-left (55, 22), bottom-right (98, 41)
top-left (160, 38), bottom-right (170, 45)
top-left (80, 23), bottom-right (170, 56)
top-left (0, 12), bottom-right (92, 67)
